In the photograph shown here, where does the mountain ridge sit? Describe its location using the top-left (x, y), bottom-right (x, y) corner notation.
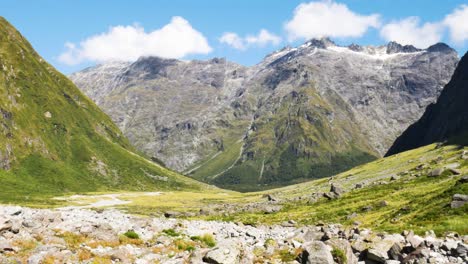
top-left (386, 51), bottom-right (468, 156)
top-left (70, 37), bottom-right (459, 191)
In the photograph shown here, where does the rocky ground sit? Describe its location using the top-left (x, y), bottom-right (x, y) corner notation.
top-left (0, 206), bottom-right (466, 264)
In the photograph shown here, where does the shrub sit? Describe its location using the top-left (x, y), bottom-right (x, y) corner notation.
top-left (162, 229), bottom-right (180, 237)
top-left (123, 230), bottom-right (139, 239)
top-left (190, 233), bottom-right (216, 247)
top-left (331, 248), bottom-right (347, 264)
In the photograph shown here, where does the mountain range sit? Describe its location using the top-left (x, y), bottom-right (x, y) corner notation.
top-left (71, 38), bottom-right (459, 191)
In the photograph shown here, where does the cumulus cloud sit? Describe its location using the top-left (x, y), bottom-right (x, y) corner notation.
top-left (284, 0), bottom-right (380, 41)
top-left (219, 32), bottom-right (246, 50)
top-left (380, 17), bottom-right (444, 48)
top-left (245, 29), bottom-right (282, 46)
top-left (219, 29), bottom-right (281, 50)
top-left (443, 4), bottom-right (468, 44)
top-left (58, 16), bottom-right (212, 65)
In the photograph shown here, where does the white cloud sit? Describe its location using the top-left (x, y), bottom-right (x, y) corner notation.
top-left (443, 4), bottom-right (468, 44)
top-left (219, 29), bottom-right (281, 50)
top-left (58, 16), bottom-right (212, 65)
top-left (245, 29), bottom-right (282, 46)
top-left (284, 0), bottom-right (380, 41)
top-left (380, 17), bottom-right (443, 48)
top-left (219, 32), bottom-right (246, 50)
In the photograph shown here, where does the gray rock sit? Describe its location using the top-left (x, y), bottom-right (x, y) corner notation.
top-left (365, 248), bottom-right (387, 263)
top-left (203, 243), bottom-right (241, 264)
top-left (0, 240), bottom-right (13, 253)
top-left (408, 234), bottom-right (424, 248)
top-left (300, 241), bottom-right (334, 264)
top-left (429, 168), bottom-right (445, 177)
top-left (330, 184), bottom-right (344, 196)
top-left (457, 175), bottom-right (468, 184)
top-left (0, 220), bottom-right (12, 233)
top-left (264, 194), bottom-right (279, 202)
top-left (454, 243), bottom-right (467, 257)
top-left (451, 194), bottom-right (468, 208)
top-left (326, 238), bottom-right (358, 264)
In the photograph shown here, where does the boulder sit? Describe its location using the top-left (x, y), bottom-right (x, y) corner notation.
top-left (407, 234), bottom-right (424, 248)
top-left (263, 194), bottom-right (279, 202)
top-left (365, 248), bottom-right (387, 263)
top-left (454, 243), bottom-right (467, 257)
top-left (0, 220), bottom-right (12, 233)
top-left (457, 175), bottom-right (468, 184)
top-left (203, 242), bottom-right (241, 264)
top-left (323, 192), bottom-right (339, 200)
top-left (300, 241), bottom-right (334, 264)
top-left (448, 168), bottom-right (461, 175)
top-left (0, 240), bottom-right (13, 253)
top-left (450, 194), bottom-right (468, 209)
top-left (164, 211), bottom-right (182, 218)
top-left (428, 168), bottom-right (444, 177)
top-left (326, 238), bottom-right (358, 264)
top-left (331, 184), bottom-right (344, 196)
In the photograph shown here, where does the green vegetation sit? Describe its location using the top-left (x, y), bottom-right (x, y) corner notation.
top-left (190, 234), bottom-right (216, 247)
top-left (0, 17), bottom-right (206, 203)
top-left (123, 230), bottom-right (140, 239)
top-left (206, 144), bottom-right (468, 235)
top-left (162, 229), bottom-right (180, 237)
top-left (331, 248), bottom-right (347, 264)
top-left (175, 239), bottom-right (196, 251)
top-left (188, 137), bottom-right (244, 182)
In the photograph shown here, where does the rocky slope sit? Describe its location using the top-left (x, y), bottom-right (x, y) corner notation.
top-left (0, 206), bottom-right (466, 264)
top-left (0, 17), bottom-right (205, 203)
top-left (387, 52), bottom-right (468, 156)
top-left (71, 38), bottom-right (459, 191)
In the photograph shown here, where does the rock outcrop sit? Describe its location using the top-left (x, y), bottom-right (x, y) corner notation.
top-left (387, 52), bottom-right (468, 156)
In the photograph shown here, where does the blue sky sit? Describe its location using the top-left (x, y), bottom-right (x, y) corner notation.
top-left (3, 0), bottom-right (468, 74)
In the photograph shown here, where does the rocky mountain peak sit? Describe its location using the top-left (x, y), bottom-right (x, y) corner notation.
top-left (386, 41), bottom-right (421, 54)
top-left (303, 37), bottom-right (336, 49)
top-left (427, 42), bottom-right (456, 53)
top-left (348, 43), bottom-right (363, 52)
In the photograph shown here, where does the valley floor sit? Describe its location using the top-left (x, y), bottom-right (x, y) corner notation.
top-left (0, 143), bottom-right (467, 263)
top-left (0, 205), bottom-right (466, 264)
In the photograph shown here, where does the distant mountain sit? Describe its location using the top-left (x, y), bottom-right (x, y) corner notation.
top-left (0, 17), bottom-right (204, 202)
top-left (71, 38), bottom-right (459, 191)
top-left (387, 52), bottom-right (468, 156)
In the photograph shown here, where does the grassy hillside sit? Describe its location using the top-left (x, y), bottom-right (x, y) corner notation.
top-left (0, 17), bottom-right (206, 204)
top-left (46, 143), bottom-right (467, 235)
top-left (210, 143), bottom-right (467, 234)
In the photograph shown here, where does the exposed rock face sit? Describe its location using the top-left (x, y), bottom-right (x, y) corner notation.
top-left (71, 38), bottom-right (458, 191)
top-left (387, 52), bottom-right (468, 156)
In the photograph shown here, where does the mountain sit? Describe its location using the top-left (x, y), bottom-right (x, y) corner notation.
top-left (70, 38), bottom-right (459, 191)
top-left (0, 17), bottom-right (205, 203)
top-left (386, 52), bottom-right (468, 156)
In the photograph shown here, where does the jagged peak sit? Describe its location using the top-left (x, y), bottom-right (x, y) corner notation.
top-left (386, 41), bottom-right (421, 54)
top-left (302, 37), bottom-right (336, 49)
top-left (348, 43), bottom-right (363, 52)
